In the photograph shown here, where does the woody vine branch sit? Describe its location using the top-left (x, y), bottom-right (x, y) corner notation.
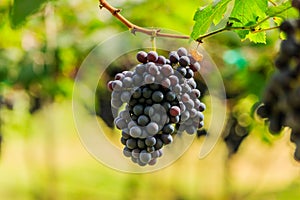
top-left (98, 0), bottom-right (290, 43)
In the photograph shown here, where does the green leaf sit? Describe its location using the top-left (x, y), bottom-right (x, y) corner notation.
top-left (191, 0), bottom-right (232, 40)
top-left (229, 0), bottom-right (268, 43)
top-left (266, 1), bottom-right (298, 20)
top-left (10, 0), bottom-right (49, 28)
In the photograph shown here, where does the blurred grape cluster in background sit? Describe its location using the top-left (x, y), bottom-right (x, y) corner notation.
top-left (0, 0), bottom-right (300, 199)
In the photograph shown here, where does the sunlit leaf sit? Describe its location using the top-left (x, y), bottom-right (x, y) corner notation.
top-left (191, 0), bottom-right (232, 40)
top-left (229, 0), bottom-right (268, 43)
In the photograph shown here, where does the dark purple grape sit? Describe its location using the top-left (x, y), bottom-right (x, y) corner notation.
top-left (156, 55), bottom-right (167, 65)
top-left (154, 138), bottom-right (164, 150)
top-left (169, 51), bottom-right (179, 64)
top-left (190, 62), bottom-right (201, 72)
top-left (177, 47), bottom-right (188, 57)
top-left (139, 150), bottom-right (152, 164)
top-left (160, 134), bottom-right (173, 144)
top-left (165, 91), bottom-right (176, 102)
top-left (177, 66), bottom-right (187, 77)
top-left (123, 147), bottom-right (132, 157)
top-left (179, 56), bottom-right (190, 67)
top-left (126, 138), bottom-right (137, 149)
top-left (152, 91), bottom-right (164, 102)
top-left (137, 51), bottom-right (148, 63)
top-left (142, 87), bottom-right (153, 99)
top-left (133, 104), bottom-right (144, 116)
top-left (137, 115), bottom-right (150, 126)
top-left (145, 136), bottom-right (156, 146)
top-left (137, 139), bottom-right (146, 149)
top-left (161, 64), bottom-right (173, 77)
top-left (185, 68), bottom-right (194, 79)
top-left (162, 124), bottom-right (175, 134)
top-left (147, 51), bottom-right (158, 62)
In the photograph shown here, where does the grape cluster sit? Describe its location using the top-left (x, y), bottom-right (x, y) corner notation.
top-left (256, 8), bottom-right (300, 161)
top-left (107, 47), bottom-right (205, 166)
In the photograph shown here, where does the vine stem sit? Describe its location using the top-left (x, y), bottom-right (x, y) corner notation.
top-left (98, 0), bottom-right (190, 39)
top-left (99, 0), bottom-right (285, 43)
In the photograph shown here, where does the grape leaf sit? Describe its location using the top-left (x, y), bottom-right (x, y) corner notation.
top-left (191, 0), bottom-right (232, 40)
top-left (10, 0), bottom-right (49, 28)
top-left (266, 1), bottom-right (298, 20)
top-left (229, 0), bottom-right (268, 43)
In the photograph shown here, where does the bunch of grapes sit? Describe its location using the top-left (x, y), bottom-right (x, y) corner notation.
top-left (107, 47), bottom-right (205, 166)
top-left (256, 4), bottom-right (300, 161)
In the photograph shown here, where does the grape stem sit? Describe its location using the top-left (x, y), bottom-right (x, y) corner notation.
top-left (98, 0), bottom-right (190, 39)
top-left (99, 0), bottom-right (288, 43)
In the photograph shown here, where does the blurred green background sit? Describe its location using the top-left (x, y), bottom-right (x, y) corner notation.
top-left (1, 0), bottom-right (300, 199)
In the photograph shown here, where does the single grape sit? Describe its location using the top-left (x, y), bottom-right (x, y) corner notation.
top-left (169, 106), bottom-right (181, 116)
top-left (170, 116), bottom-right (180, 123)
top-left (139, 150), bottom-right (152, 164)
top-left (169, 51), bottom-right (179, 64)
top-left (199, 102), bottom-right (206, 112)
top-left (138, 97), bottom-right (146, 104)
top-left (161, 64), bottom-right (174, 77)
top-left (186, 125), bottom-right (196, 134)
top-left (136, 64), bottom-right (146, 74)
top-left (169, 75), bottom-right (179, 86)
top-left (122, 131), bottom-right (131, 139)
top-left (148, 158), bottom-right (157, 166)
top-left (146, 122), bottom-right (159, 135)
top-left (120, 137), bottom-right (126, 145)
top-left (133, 104), bottom-right (144, 116)
top-left (137, 51), bottom-right (148, 63)
top-left (152, 91), bottom-right (164, 102)
top-left (156, 55), bottom-right (167, 65)
top-left (107, 81), bottom-right (114, 91)
top-left (162, 102), bottom-right (171, 111)
top-left (121, 91), bottom-right (131, 102)
top-left (126, 138), bottom-right (137, 149)
top-left (145, 136), bottom-right (157, 146)
top-left (137, 115), bottom-right (150, 126)
top-left (115, 118), bottom-right (127, 130)
top-left (177, 66), bottom-right (187, 77)
top-left (122, 77), bottom-right (133, 88)
top-left (191, 89), bottom-right (201, 98)
top-left (147, 146), bottom-right (155, 153)
top-left (154, 138), bottom-right (164, 150)
top-left (115, 73), bottom-right (125, 80)
top-left (161, 78), bottom-right (171, 88)
top-left (142, 87), bottom-right (153, 99)
top-left (190, 62), bottom-right (201, 72)
top-left (112, 80), bottom-right (123, 91)
top-left (162, 124), bottom-right (175, 134)
top-left (177, 47), bottom-right (188, 57)
top-left (185, 68), bottom-right (194, 79)
top-left (132, 88), bottom-right (142, 99)
top-left (132, 148), bottom-right (141, 158)
top-left (130, 126), bottom-right (142, 138)
top-left (179, 56), bottom-right (190, 67)
top-left (123, 147), bottom-right (132, 157)
top-left (144, 74), bottom-right (155, 84)
top-left (160, 134), bottom-right (173, 144)
top-left (137, 139), bottom-right (146, 149)
top-left (180, 111), bottom-right (190, 122)
top-left (147, 51), bottom-right (158, 62)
